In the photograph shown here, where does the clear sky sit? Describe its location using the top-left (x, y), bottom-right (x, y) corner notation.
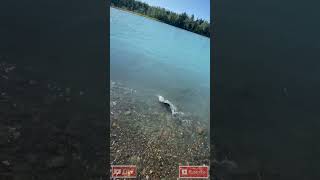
top-left (138, 0), bottom-right (210, 21)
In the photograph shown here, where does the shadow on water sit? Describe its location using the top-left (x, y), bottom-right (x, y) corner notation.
top-left (213, 0), bottom-right (320, 179)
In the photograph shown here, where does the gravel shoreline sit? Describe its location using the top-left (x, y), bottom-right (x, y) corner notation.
top-left (110, 81), bottom-right (210, 179)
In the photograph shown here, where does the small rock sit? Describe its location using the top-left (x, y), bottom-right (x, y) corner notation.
top-left (112, 122), bottom-right (117, 128)
top-left (79, 91), bottom-right (84, 96)
top-left (124, 111), bottom-right (131, 115)
top-left (141, 168), bottom-right (146, 175)
top-left (129, 155), bottom-right (139, 164)
top-left (196, 126), bottom-right (205, 135)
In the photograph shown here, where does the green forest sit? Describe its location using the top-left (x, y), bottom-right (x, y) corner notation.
top-left (111, 0), bottom-right (210, 37)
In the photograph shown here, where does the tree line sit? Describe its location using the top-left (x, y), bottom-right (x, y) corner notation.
top-left (111, 0), bottom-right (210, 37)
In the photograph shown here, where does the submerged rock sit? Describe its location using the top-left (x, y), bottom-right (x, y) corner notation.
top-left (112, 122), bottom-right (118, 128)
top-left (196, 126), bottom-right (205, 135)
top-left (124, 111), bottom-right (131, 115)
top-left (129, 155), bottom-right (141, 164)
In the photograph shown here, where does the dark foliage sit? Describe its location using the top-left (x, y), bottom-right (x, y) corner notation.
top-left (111, 0), bottom-right (210, 37)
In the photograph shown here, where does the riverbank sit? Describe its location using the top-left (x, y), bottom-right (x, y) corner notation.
top-left (110, 6), bottom-right (210, 38)
top-left (110, 80), bottom-right (210, 179)
top-left (111, 6), bottom-right (161, 22)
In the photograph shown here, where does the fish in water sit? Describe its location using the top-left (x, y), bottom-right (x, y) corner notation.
top-left (157, 95), bottom-right (184, 116)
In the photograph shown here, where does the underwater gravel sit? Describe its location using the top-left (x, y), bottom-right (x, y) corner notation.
top-left (110, 81), bottom-right (210, 179)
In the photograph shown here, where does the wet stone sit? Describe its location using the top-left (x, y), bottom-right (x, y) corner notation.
top-left (129, 155), bottom-right (141, 164)
top-left (196, 126), bottom-right (205, 135)
top-left (124, 111), bottom-right (131, 115)
top-left (112, 122), bottom-right (118, 128)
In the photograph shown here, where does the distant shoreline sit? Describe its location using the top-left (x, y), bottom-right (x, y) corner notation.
top-left (110, 6), bottom-right (210, 39)
top-left (111, 6), bottom-right (161, 22)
